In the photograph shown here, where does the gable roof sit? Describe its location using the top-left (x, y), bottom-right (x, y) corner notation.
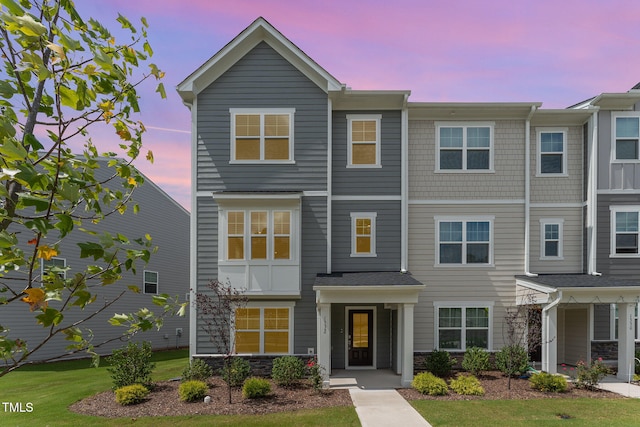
top-left (177, 17), bottom-right (343, 105)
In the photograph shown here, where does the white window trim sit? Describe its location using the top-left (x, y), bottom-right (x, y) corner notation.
top-left (350, 212), bottom-right (377, 257)
top-left (536, 127), bottom-right (568, 177)
top-left (434, 215), bottom-right (495, 267)
top-left (435, 121), bottom-right (495, 173)
top-left (433, 301), bottom-right (494, 351)
top-left (611, 303), bottom-right (640, 341)
top-left (612, 112), bottom-right (640, 163)
top-left (229, 108), bottom-right (295, 164)
top-left (539, 218), bottom-right (564, 260)
top-left (232, 301), bottom-right (295, 355)
top-left (609, 205), bottom-right (640, 258)
top-left (143, 270), bottom-right (159, 294)
top-left (346, 114), bottom-right (382, 168)
top-left (41, 257), bottom-right (66, 280)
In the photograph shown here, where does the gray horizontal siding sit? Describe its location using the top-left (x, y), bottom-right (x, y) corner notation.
top-left (332, 110), bottom-right (402, 196)
top-left (196, 42), bottom-right (328, 193)
top-left (596, 195), bottom-right (640, 277)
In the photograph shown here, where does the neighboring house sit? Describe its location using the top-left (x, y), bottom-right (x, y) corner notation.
top-left (2, 161), bottom-right (190, 362)
top-left (178, 17), bottom-right (640, 385)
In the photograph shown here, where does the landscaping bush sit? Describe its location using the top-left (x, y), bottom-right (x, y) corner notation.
top-left (575, 358), bottom-right (611, 390)
top-left (114, 384), bottom-right (149, 405)
top-left (529, 372), bottom-right (568, 393)
top-left (178, 380), bottom-right (208, 402)
top-left (411, 372), bottom-right (448, 396)
top-left (462, 347), bottom-right (491, 376)
top-left (495, 345), bottom-right (529, 377)
top-left (425, 349), bottom-right (456, 377)
top-left (449, 374), bottom-right (485, 396)
top-left (182, 358), bottom-right (213, 382)
top-left (107, 341), bottom-right (155, 390)
top-left (220, 357), bottom-right (251, 387)
top-left (242, 377), bottom-right (271, 399)
top-left (271, 355), bottom-right (305, 387)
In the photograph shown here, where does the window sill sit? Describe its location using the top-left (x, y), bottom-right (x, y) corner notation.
top-left (229, 160), bottom-right (296, 165)
top-left (609, 254), bottom-right (640, 258)
top-left (535, 173), bottom-right (568, 178)
top-left (612, 160), bottom-right (640, 164)
top-left (347, 164), bottom-right (382, 169)
top-left (539, 256), bottom-right (564, 261)
top-left (350, 253), bottom-right (378, 258)
top-left (435, 169), bottom-right (495, 174)
top-left (435, 263), bottom-right (494, 268)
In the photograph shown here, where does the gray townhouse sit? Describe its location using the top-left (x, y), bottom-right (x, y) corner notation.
top-left (178, 17), bottom-right (640, 385)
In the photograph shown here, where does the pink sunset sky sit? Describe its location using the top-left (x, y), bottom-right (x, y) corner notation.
top-left (74, 0), bottom-right (640, 211)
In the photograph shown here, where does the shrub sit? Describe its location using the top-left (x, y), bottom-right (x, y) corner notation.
top-left (114, 384), bottom-right (149, 405)
top-left (462, 347), bottom-right (491, 376)
top-left (182, 358), bottom-right (213, 382)
top-left (107, 341), bottom-right (155, 390)
top-left (495, 345), bottom-right (529, 377)
top-left (575, 358), bottom-right (611, 390)
top-left (242, 377), bottom-right (271, 399)
top-left (178, 380), bottom-right (208, 402)
top-left (220, 357), bottom-right (251, 387)
top-left (529, 372), bottom-right (568, 393)
top-left (411, 372), bottom-right (448, 396)
top-left (271, 356), bottom-right (305, 387)
top-left (449, 374), bottom-right (485, 396)
top-left (425, 349), bottom-right (456, 377)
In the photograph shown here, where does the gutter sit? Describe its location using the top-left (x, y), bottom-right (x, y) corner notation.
top-left (524, 105), bottom-right (538, 277)
top-left (586, 109), bottom-right (601, 275)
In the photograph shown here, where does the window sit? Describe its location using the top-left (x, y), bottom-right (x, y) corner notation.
top-left (224, 210), bottom-right (293, 261)
top-left (537, 128), bottom-right (567, 175)
top-left (610, 206), bottom-right (640, 256)
top-left (436, 217), bottom-right (493, 265)
top-left (436, 122), bottom-right (493, 171)
top-left (230, 109), bottom-right (294, 162)
top-left (234, 305), bottom-right (292, 354)
top-left (435, 303), bottom-right (492, 350)
top-left (594, 304), bottom-right (640, 341)
top-left (540, 219), bottom-right (563, 259)
top-left (613, 114), bottom-right (640, 161)
top-left (347, 115), bottom-right (381, 167)
top-left (41, 257), bottom-right (66, 280)
top-left (143, 270), bottom-right (158, 294)
top-left (350, 212), bottom-right (377, 257)
top-left (613, 304), bottom-right (639, 341)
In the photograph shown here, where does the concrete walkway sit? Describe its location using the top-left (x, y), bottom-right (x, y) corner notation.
top-left (597, 375), bottom-right (640, 398)
top-left (330, 370), bottom-right (431, 427)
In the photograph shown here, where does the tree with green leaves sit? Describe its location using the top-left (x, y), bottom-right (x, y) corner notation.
top-left (0, 0), bottom-right (183, 375)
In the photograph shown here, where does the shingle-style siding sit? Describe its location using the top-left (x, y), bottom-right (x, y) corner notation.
top-left (596, 194), bottom-right (640, 278)
top-left (331, 200), bottom-right (401, 272)
top-left (332, 110), bottom-right (402, 196)
top-left (529, 207), bottom-right (583, 273)
top-left (409, 120), bottom-right (526, 200)
top-left (597, 106), bottom-right (640, 191)
top-left (195, 42), bottom-right (328, 193)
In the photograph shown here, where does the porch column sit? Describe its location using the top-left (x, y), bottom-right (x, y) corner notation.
top-left (542, 304), bottom-right (558, 373)
top-left (316, 303), bottom-right (331, 387)
top-left (617, 303), bottom-right (635, 381)
top-left (401, 303), bottom-right (414, 387)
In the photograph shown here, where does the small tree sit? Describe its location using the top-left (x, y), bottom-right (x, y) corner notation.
top-left (195, 280), bottom-right (248, 404)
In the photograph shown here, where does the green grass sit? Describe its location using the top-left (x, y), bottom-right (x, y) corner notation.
top-left (410, 398), bottom-right (640, 426)
top-left (0, 349), bottom-right (359, 426)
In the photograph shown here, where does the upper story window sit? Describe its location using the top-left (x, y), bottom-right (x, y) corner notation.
top-left (224, 209), bottom-right (293, 261)
top-left (436, 122), bottom-right (494, 172)
top-left (350, 212), bottom-right (377, 257)
top-left (347, 114), bottom-right (381, 168)
top-left (537, 128), bottom-right (567, 176)
top-left (41, 257), bottom-right (66, 281)
top-left (436, 216), bottom-right (493, 265)
top-left (230, 109), bottom-right (295, 163)
top-left (610, 206), bottom-right (640, 257)
top-left (613, 114), bottom-right (640, 161)
top-left (143, 270), bottom-right (159, 294)
top-left (540, 218), bottom-right (564, 259)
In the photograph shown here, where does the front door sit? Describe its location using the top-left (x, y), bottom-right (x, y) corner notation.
top-left (348, 309), bottom-right (373, 366)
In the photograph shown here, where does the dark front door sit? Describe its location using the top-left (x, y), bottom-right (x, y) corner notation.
top-left (348, 309), bottom-right (373, 366)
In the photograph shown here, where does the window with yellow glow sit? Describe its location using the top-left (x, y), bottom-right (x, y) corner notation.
top-left (227, 211), bottom-right (244, 260)
top-left (225, 209), bottom-right (294, 261)
top-left (251, 212), bottom-right (267, 259)
top-left (273, 211), bottom-right (290, 259)
top-left (232, 110), bottom-right (293, 161)
top-left (351, 212), bottom-right (376, 257)
top-left (348, 115), bottom-right (381, 167)
top-left (352, 312), bottom-right (369, 348)
top-left (235, 307), bottom-right (290, 354)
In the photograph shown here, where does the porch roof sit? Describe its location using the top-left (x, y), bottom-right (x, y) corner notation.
top-left (516, 274), bottom-right (640, 290)
top-left (313, 272), bottom-right (425, 304)
top-left (314, 271), bottom-right (423, 287)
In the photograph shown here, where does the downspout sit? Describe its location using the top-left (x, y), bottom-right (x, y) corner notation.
top-left (524, 105), bottom-right (538, 277)
top-left (401, 94), bottom-right (409, 273)
top-left (541, 289), bottom-right (562, 372)
top-left (586, 109), bottom-right (601, 275)
top-left (327, 98), bottom-right (333, 274)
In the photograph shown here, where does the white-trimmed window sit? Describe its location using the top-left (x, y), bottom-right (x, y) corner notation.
top-left (540, 218), bottom-right (564, 259)
top-left (347, 114), bottom-right (381, 167)
top-left (41, 257), bottom-right (66, 280)
top-left (434, 302), bottom-right (492, 350)
top-left (436, 122), bottom-right (493, 171)
top-left (610, 206), bottom-right (640, 256)
top-left (350, 212), bottom-right (377, 257)
top-left (230, 109), bottom-right (295, 162)
top-left (224, 209), bottom-right (294, 261)
top-left (234, 303), bottom-right (293, 354)
top-left (143, 270), bottom-right (158, 294)
top-left (537, 128), bottom-right (567, 176)
top-left (613, 113), bottom-right (640, 161)
top-left (436, 217), bottom-right (493, 265)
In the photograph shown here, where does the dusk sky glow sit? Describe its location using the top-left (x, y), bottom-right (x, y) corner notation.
top-left (73, 0), bottom-right (640, 210)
